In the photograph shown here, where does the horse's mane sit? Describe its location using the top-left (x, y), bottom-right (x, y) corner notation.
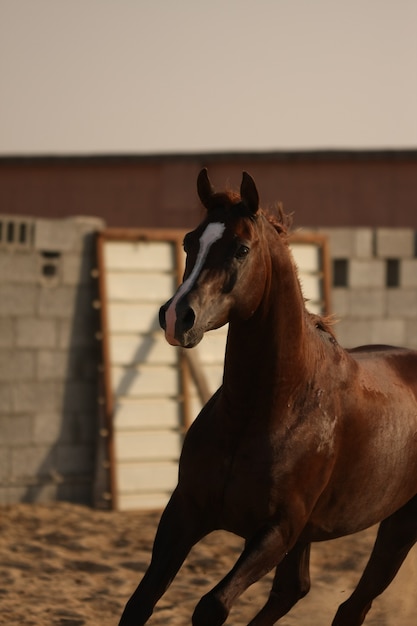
top-left (261, 204), bottom-right (292, 238)
top-left (311, 313), bottom-right (338, 339)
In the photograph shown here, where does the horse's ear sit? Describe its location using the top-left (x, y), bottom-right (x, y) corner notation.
top-left (240, 171), bottom-right (259, 215)
top-left (197, 168), bottom-right (215, 210)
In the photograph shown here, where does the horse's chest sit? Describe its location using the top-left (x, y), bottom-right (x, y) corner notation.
top-left (180, 408), bottom-right (332, 535)
top-left (181, 424), bottom-right (276, 522)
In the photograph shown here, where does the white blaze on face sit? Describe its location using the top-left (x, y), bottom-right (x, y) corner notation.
top-left (165, 222), bottom-right (226, 345)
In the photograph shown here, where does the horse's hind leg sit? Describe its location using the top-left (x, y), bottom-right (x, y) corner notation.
top-left (248, 542), bottom-right (311, 626)
top-left (332, 495), bottom-right (417, 626)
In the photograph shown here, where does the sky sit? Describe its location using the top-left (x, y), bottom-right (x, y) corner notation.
top-left (1, 0), bottom-right (417, 155)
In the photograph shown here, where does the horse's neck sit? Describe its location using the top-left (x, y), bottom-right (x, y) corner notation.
top-left (223, 241), bottom-right (311, 409)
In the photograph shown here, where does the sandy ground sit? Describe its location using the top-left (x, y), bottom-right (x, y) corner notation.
top-left (0, 502), bottom-right (416, 626)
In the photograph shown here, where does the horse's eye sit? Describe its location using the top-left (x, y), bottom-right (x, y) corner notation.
top-left (235, 245), bottom-right (250, 260)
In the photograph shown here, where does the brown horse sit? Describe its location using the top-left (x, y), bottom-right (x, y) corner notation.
top-left (119, 170), bottom-right (417, 626)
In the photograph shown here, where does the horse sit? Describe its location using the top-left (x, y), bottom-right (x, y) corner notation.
top-left (119, 169), bottom-right (417, 626)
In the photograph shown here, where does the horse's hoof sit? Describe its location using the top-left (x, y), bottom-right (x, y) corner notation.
top-left (192, 594), bottom-right (229, 626)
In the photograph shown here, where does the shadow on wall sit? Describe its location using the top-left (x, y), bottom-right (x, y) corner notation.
top-left (0, 216), bottom-right (104, 505)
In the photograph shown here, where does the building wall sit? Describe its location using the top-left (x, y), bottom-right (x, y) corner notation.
top-left (0, 214), bottom-right (104, 504)
top-left (1, 151), bottom-right (417, 230)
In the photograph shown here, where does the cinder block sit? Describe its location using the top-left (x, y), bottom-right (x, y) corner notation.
top-left (348, 289), bottom-right (386, 318)
top-left (0, 318), bottom-right (15, 347)
top-left (36, 411), bottom-right (95, 446)
top-left (336, 318), bottom-right (406, 348)
top-left (24, 482), bottom-right (61, 504)
top-left (0, 383), bottom-right (13, 412)
top-left (0, 350), bottom-right (35, 381)
top-left (0, 486), bottom-right (31, 504)
top-left (38, 285), bottom-right (93, 319)
top-left (401, 260), bottom-right (417, 288)
top-left (370, 319), bottom-right (406, 346)
top-left (375, 229), bottom-right (415, 258)
top-left (66, 349), bottom-right (97, 381)
top-left (61, 252), bottom-right (93, 286)
top-left (331, 288), bottom-right (349, 317)
top-left (11, 445), bottom-right (55, 479)
top-left (37, 285), bottom-right (78, 319)
top-left (354, 229), bottom-right (374, 258)
top-left (36, 350), bottom-right (69, 380)
top-left (0, 447), bottom-right (10, 481)
top-left (0, 485), bottom-right (56, 504)
top-left (334, 319), bottom-right (373, 348)
top-left (57, 312), bottom-right (97, 349)
top-left (0, 284), bottom-right (37, 316)
top-left (35, 217), bottom-right (103, 255)
top-left (55, 443), bottom-right (94, 474)
top-left (74, 412), bottom-right (96, 444)
top-left (0, 415), bottom-right (33, 444)
top-left (57, 481), bottom-right (92, 505)
top-left (59, 411), bottom-right (95, 445)
top-left (16, 318), bottom-right (57, 348)
top-left (387, 289), bottom-right (417, 318)
top-left (58, 381), bottom-right (96, 413)
top-left (71, 217), bottom-right (105, 253)
top-left (33, 412), bottom-right (64, 444)
top-left (0, 251), bottom-right (38, 283)
top-left (319, 228), bottom-right (374, 259)
top-left (404, 320), bottom-right (417, 349)
top-left (11, 381), bottom-right (61, 413)
top-left (319, 228), bottom-right (356, 257)
top-left (349, 259), bottom-right (385, 288)
top-left (34, 219), bottom-right (78, 253)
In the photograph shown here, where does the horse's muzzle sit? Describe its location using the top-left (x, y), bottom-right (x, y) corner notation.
top-left (159, 298), bottom-right (198, 347)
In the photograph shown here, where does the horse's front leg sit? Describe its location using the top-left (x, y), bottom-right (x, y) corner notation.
top-left (192, 524), bottom-right (295, 626)
top-left (119, 487), bottom-right (206, 626)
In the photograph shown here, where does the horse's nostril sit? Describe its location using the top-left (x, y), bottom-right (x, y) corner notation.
top-left (159, 305), bottom-right (167, 330)
top-left (183, 307), bottom-right (195, 332)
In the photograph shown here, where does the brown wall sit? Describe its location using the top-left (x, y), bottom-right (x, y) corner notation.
top-left (1, 151), bottom-right (417, 229)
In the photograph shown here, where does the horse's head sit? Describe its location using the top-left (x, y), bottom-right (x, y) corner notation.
top-left (159, 169), bottom-right (273, 348)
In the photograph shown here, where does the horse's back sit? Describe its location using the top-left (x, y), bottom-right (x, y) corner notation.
top-left (348, 344), bottom-right (417, 394)
top-left (349, 344), bottom-right (414, 356)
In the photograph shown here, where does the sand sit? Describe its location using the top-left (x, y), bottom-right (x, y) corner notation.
top-left (0, 502), bottom-right (416, 625)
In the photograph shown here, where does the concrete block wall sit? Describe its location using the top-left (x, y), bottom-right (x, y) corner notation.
top-left (319, 227), bottom-right (417, 349)
top-left (0, 215), bottom-right (104, 504)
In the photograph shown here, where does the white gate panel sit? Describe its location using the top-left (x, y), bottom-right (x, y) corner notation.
top-left (99, 234), bottom-right (183, 511)
top-left (104, 241), bottom-right (174, 271)
top-left (109, 334), bottom-right (177, 366)
top-left (107, 303), bottom-right (161, 333)
top-left (106, 273), bottom-right (174, 301)
top-left (117, 462), bottom-right (179, 494)
top-left (110, 365), bottom-right (179, 397)
top-left (115, 431), bottom-right (182, 461)
top-left (114, 399), bottom-right (181, 430)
